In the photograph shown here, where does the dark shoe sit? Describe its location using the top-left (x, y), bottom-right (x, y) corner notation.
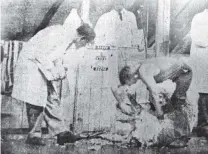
top-left (57, 131), bottom-right (80, 145)
top-left (129, 137), bottom-right (142, 147)
top-left (26, 136), bottom-right (46, 146)
top-left (197, 125), bottom-right (208, 137)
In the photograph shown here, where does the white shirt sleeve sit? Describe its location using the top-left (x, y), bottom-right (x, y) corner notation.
top-left (30, 26), bottom-right (76, 69)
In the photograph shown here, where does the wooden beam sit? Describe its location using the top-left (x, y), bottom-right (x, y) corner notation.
top-left (155, 0), bottom-right (171, 57)
top-left (33, 0), bottom-right (65, 35)
top-left (171, 32), bottom-right (191, 55)
top-left (174, 0), bottom-right (193, 20)
top-left (144, 0), bottom-right (149, 58)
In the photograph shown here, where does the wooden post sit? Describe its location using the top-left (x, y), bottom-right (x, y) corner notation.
top-left (72, 65), bottom-right (79, 133)
top-left (144, 0), bottom-right (149, 59)
top-left (155, 0), bottom-right (171, 57)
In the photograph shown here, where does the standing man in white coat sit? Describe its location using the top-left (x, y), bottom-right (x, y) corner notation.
top-left (190, 9), bottom-right (208, 137)
top-left (12, 23), bottom-right (95, 145)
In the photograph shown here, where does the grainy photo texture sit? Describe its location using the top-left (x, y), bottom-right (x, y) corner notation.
top-left (1, 0), bottom-right (208, 153)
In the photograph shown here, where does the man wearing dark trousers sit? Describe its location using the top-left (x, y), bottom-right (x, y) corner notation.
top-left (115, 57), bottom-right (192, 147)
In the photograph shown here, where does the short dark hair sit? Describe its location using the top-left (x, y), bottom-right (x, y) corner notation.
top-left (119, 66), bottom-right (132, 85)
top-left (76, 23), bottom-right (96, 43)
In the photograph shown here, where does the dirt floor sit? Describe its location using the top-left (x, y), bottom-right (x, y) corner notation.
top-left (1, 133), bottom-right (208, 154)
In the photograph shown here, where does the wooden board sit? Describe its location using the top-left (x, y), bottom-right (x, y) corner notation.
top-left (71, 48), bottom-right (119, 133)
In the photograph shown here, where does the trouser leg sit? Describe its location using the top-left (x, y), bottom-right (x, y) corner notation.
top-left (154, 62), bottom-right (192, 118)
top-left (171, 70), bottom-right (192, 105)
top-left (196, 93), bottom-right (208, 137)
top-left (26, 103), bottom-right (43, 137)
top-left (171, 72), bottom-right (192, 137)
top-left (154, 64), bottom-right (192, 146)
top-left (25, 103), bottom-right (46, 146)
top-left (161, 68), bottom-right (192, 139)
top-left (43, 80), bottom-right (68, 137)
top-left (197, 93), bottom-right (208, 127)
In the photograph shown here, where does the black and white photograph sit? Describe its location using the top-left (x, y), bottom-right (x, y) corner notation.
top-left (1, 0), bottom-right (208, 153)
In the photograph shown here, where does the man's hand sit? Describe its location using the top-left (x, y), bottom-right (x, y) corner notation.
top-left (150, 85), bottom-right (166, 100)
top-left (149, 85), bottom-right (167, 118)
top-left (111, 87), bottom-right (135, 116)
top-left (49, 66), bottom-right (67, 81)
top-left (119, 103), bottom-right (135, 116)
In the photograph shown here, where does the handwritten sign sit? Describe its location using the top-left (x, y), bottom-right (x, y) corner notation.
top-left (91, 51), bottom-right (109, 72)
top-left (95, 55), bottom-right (107, 61)
top-left (91, 66), bottom-right (108, 71)
top-left (95, 46), bottom-right (111, 50)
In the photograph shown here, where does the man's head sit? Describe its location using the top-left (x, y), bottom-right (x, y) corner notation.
top-left (119, 66), bottom-right (139, 86)
top-left (74, 23), bottom-right (96, 49)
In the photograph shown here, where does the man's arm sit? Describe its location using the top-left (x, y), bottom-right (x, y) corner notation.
top-left (29, 26), bottom-right (74, 80)
top-left (139, 62), bottom-right (166, 118)
top-left (139, 63), bottom-right (160, 93)
top-left (180, 57), bottom-right (192, 72)
top-left (111, 87), bottom-right (135, 116)
top-left (138, 58), bottom-right (192, 117)
top-left (31, 55), bottom-right (67, 81)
